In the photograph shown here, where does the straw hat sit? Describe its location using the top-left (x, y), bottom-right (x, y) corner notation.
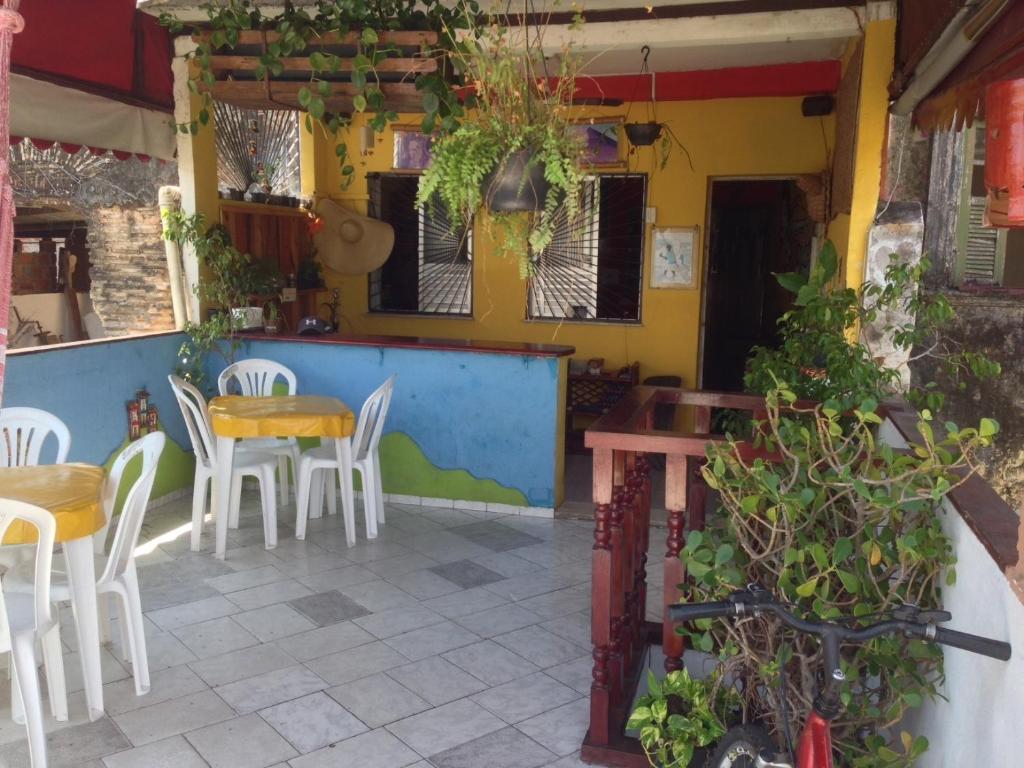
top-left (313, 199), bottom-right (395, 275)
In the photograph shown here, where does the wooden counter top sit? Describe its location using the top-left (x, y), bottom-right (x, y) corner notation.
top-left (238, 332), bottom-right (575, 358)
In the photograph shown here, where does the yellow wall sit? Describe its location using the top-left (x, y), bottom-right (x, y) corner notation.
top-left (827, 17), bottom-right (897, 289)
top-left (302, 97), bottom-right (835, 387)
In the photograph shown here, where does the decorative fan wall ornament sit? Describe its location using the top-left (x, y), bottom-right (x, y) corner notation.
top-left (214, 101), bottom-right (300, 200)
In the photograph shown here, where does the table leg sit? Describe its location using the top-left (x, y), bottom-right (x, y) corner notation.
top-left (334, 437), bottom-right (356, 547)
top-left (64, 537), bottom-right (103, 721)
top-left (214, 436), bottom-right (236, 559)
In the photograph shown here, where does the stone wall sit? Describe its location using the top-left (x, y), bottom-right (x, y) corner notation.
top-left (911, 292), bottom-right (1024, 511)
top-left (86, 206), bottom-right (175, 335)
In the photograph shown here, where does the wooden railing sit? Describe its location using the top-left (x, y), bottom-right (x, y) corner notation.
top-left (581, 386), bottom-right (773, 767)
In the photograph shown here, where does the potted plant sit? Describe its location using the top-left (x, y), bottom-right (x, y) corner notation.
top-left (163, 211), bottom-right (280, 333)
top-left (672, 244), bottom-right (1001, 767)
top-left (627, 668), bottom-right (738, 767)
top-left (263, 301), bottom-right (280, 335)
top-left (416, 9), bottom-right (587, 276)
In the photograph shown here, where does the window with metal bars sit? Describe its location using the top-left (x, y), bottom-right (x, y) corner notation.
top-left (367, 173), bottom-right (473, 316)
top-left (527, 174), bottom-right (646, 322)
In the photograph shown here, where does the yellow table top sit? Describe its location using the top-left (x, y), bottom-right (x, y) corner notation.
top-left (0, 464), bottom-right (106, 544)
top-left (209, 395), bottom-right (356, 439)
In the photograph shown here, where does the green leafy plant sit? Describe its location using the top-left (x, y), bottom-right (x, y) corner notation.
top-left (163, 211), bottom-right (279, 387)
top-left (159, 0), bottom-right (475, 188)
top-left (745, 241), bottom-right (1001, 412)
top-left (416, 5), bottom-right (587, 276)
top-left (675, 241), bottom-right (1003, 766)
top-left (627, 668), bottom-right (738, 768)
top-left (685, 386), bottom-right (995, 766)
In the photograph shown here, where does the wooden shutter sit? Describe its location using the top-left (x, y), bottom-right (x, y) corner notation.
top-left (957, 122), bottom-right (1006, 285)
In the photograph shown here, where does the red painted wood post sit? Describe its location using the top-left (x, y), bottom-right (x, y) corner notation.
top-left (589, 447), bottom-right (614, 746)
top-left (663, 452), bottom-right (688, 672)
top-left (608, 450), bottom-right (626, 696)
top-left (621, 452), bottom-right (639, 673)
top-left (633, 454), bottom-right (652, 658)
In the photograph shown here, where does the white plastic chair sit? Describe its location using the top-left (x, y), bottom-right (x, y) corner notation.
top-left (169, 375), bottom-right (279, 551)
top-left (0, 408), bottom-right (72, 570)
top-left (295, 376), bottom-right (395, 541)
top-left (0, 499), bottom-right (68, 768)
top-left (0, 407), bottom-right (71, 467)
top-left (8, 432), bottom-right (165, 697)
top-left (217, 360), bottom-right (302, 508)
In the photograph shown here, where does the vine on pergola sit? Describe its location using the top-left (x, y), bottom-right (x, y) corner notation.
top-left (159, 0), bottom-right (478, 187)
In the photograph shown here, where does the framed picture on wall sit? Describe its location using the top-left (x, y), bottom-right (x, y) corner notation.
top-left (572, 120), bottom-right (624, 167)
top-left (392, 127), bottom-right (433, 170)
top-left (651, 226), bottom-right (698, 289)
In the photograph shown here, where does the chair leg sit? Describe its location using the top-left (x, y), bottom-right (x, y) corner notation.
top-left (191, 474), bottom-right (209, 551)
top-left (116, 593), bottom-right (132, 664)
top-left (96, 590), bottom-right (111, 645)
top-left (121, 567), bottom-right (151, 696)
top-left (277, 454), bottom-right (288, 507)
top-left (229, 474), bottom-right (243, 529)
top-left (11, 635), bottom-right (47, 768)
top-left (289, 445), bottom-right (302, 504)
top-left (258, 467), bottom-right (278, 550)
top-left (358, 466), bottom-right (378, 540)
top-left (325, 471), bottom-right (337, 518)
top-left (295, 463), bottom-right (312, 540)
top-left (41, 626), bottom-right (68, 722)
top-left (371, 454), bottom-right (386, 526)
top-left (310, 470), bottom-right (324, 521)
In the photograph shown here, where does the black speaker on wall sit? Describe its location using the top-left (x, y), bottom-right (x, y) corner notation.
top-left (802, 94), bottom-right (835, 117)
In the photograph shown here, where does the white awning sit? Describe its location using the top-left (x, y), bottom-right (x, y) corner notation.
top-left (11, 73), bottom-right (176, 160)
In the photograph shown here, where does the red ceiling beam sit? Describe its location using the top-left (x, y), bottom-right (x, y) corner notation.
top-left (574, 60), bottom-right (842, 103)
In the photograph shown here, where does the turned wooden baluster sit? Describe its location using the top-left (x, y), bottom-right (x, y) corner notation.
top-left (589, 447), bottom-right (615, 746)
top-left (608, 474), bottom-right (626, 697)
top-left (689, 406), bottom-right (712, 533)
top-left (663, 452), bottom-right (688, 673)
top-left (619, 453), bottom-right (640, 675)
top-left (634, 454), bottom-right (652, 655)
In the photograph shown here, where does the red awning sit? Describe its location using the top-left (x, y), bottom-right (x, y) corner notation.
top-left (12, 0), bottom-right (173, 112)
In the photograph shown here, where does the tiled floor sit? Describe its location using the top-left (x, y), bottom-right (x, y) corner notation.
top-left (0, 491), bottom-right (666, 768)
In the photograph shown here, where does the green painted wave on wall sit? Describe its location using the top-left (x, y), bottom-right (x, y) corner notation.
top-left (379, 432), bottom-right (527, 505)
top-left (104, 426), bottom-right (523, 508)
top-left (103, 429), bottom-right (196, 514)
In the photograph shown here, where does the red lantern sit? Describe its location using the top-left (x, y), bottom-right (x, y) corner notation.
top-left (984, 79), bottom-right (1024, 227)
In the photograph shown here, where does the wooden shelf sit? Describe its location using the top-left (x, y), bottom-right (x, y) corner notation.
top-left (194, 29), bottom-right (443, 113)
top-left (201, 80), bottom-right (426, 113)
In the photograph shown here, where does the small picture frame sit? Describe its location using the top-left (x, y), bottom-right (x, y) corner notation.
top-left (651, 226), bottom-right (698, 289)
top-left (572, 119), bottom-right (624, 167)
top-left (393, 127), bottom-right (433, 170)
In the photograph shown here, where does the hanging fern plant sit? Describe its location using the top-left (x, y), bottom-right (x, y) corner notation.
top-left (416, 8), bottom-right (587, 276)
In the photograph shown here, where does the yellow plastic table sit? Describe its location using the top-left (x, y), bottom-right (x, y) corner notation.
top-left (207, 395), bottom-right (356, 558)
top-left (0, 463), bottom-right (108, 720)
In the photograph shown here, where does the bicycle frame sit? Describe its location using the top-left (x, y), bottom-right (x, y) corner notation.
top-left (795, 711), bottom-right (833, 768)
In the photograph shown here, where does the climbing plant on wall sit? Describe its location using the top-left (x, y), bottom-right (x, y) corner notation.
top-left (159, 0), bottom-right (477, 187)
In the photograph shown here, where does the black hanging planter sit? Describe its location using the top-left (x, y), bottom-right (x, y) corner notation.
top-left (485, 149), bottom-right (550, 213)
top-left (625, 121), bottom-right (663, 146)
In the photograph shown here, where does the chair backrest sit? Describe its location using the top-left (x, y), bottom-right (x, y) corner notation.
top-left (0, 407), bottom-right (71, 467)
top-left (98, 432), bottom-right (165, 585)
top-left (218, 359), bottom-right (297, 397)
top-left (168, 375), bottom-right (216, 469)
top-left (0, 499), bottom-right (58, 639)
top-left (353, 375), bottom-right (396, 462)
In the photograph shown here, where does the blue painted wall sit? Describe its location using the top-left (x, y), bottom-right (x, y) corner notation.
top-left (3, 334), bottom-right (564, 507)
top-left (234, 339), bottom-right (562, 507)
top-left (3, 333), bottom-right (192, 466)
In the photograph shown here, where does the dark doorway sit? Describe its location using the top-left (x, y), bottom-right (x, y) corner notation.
top-left (700, 179), bottom-right (815, 392)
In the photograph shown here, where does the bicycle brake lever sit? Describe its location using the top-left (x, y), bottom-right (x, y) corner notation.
top-left (892, 604), bottom-right (952, 623)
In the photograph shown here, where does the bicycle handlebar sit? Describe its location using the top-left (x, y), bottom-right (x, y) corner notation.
top-left (668, 590), bottom-right (1011, 662)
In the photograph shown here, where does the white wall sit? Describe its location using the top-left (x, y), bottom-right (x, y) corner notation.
top-left (880, 419), bottom-right (1024, 766)
top-left (8, 292), bottom-right (94, 347)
